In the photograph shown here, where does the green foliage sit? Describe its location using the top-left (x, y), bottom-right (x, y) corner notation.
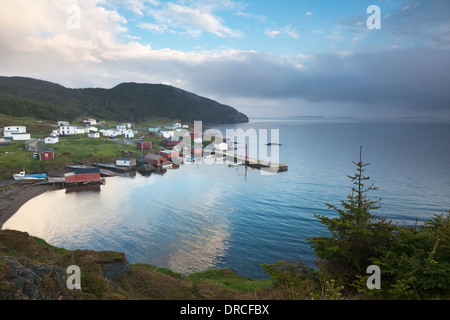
top-left (0, 76), bottom-right (249, 123)
top-left (308, 147), bottom-right (397, 286)
top-left (371, 212), bottom-right (450, 299)
top-left (262, 147), bottom-right (450, 300)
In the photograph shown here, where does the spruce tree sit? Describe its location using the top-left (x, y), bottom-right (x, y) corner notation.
top-left (309, 146), bottom-right (397, 287)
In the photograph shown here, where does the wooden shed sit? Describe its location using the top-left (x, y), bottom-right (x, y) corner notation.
top-left (137, 141), bottom-right (152, 150)
top-left (160, 150), bottom-right (179, 159)
top-left (38, 147), bottom-right (54, 161)
top-left (65, 168), bottom-right (101, 183)
top-left (144, 154), bottom-right (167, 167)
top-left (161, 139), bottom-right (180, 147)
top-left (116, 158), bottom-right (137, 167)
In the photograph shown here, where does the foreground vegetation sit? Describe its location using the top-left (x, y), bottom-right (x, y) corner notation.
top-left (262, 148), bottom-right (450, 300)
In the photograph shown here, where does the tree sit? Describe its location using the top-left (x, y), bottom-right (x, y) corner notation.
top-left (308, 146), bottom-right (397, 287)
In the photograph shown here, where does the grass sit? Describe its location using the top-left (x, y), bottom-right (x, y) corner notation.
top-left (0, 114), bottom-right (168, 180)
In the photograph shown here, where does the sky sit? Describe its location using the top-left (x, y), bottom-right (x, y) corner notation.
top-left (0, 0), bottom-right (450, 120)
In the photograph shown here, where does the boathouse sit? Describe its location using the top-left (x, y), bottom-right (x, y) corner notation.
top-left (137, 141), bottom-right (152, 150)
top-left (38, 147), bottom-right (54, 161)
top-left (144, 154), bottom-right (167, 167)
top-left (160, 150), bottom-right (179, 159)
top-left (116, 158), bottom-right (137, 167)
top-left (65, 168), bottom-right (101, 184)
top-left (161, 139), bottom-right (180, 147)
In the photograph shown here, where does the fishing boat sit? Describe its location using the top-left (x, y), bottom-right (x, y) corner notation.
top-left (13, 171), bottom-right (48, 181)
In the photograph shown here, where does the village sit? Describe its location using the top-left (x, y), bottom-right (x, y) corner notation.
top-left (1, 117), bottom-right (238, 188)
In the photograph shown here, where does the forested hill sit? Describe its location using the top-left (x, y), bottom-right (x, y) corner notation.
top-left (0, 76), bottom-right (249, 124)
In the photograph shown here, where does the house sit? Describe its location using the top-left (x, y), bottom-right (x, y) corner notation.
top-left (87, 126), bottom-right (98, 132)
top-left (161, 139), bottom-right (180, 147)
top-left (102, 129), bottom-right (121, 138)
top-left (144, 154), bottom-right (167, 167)
top-left (59, 126), bottom-right (76, 136)
top-left (149, 127), bottom-right (160, 133)
top-left (83, 118), bottom-right (97, 125)
top-left (65, 168), bottom-right (101, 184)
top-left (76, 126), bottom-right (87, 134)
top-left (165, 124), bottom-right (177, 130)
top-left (12, 133), bottom-right (31, 141)
top-left (57, 121), bottom-right (70, 126)
top-left (174, 123), bottom-right (181, 129)
top-left (182, 125), bottom-right (189, 129)
top-left (45, 136), bottom-right (59, 144)
top-left (137, 141), bottom-right (152, 150)
top-left (26, 139), bottom-right (44, 152)
top-left (3, 126), bottom-right (26, 138)
top-left (88, 132), bottom-right (100, 138)
top-left (124, 129), bottom-right (135, 139)
top-left (116, 158), bottom-right (136, 167)
top-left (160, 150), bottom-right (179, 159)
top-left (116, 124), bottom-right (127, 132)
top-left (160, 131), bottom-right (174, 139)
top-left (38, 147), bottom-right (55, 161)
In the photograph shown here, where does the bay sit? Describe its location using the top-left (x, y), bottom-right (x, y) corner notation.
top-left (3, 118), bottom-right (450, 279)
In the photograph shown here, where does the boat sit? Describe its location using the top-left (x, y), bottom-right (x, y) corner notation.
top-left (13, 171), bottom-right (48, 181)
top-left (228, 161), bottom-right (243, 167)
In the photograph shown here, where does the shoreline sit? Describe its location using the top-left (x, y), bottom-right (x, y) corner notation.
top-left (0, 180), bottom-right (58, 229)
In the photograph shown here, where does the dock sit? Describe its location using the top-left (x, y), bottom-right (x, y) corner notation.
top-left (33, 177), bottom-right (105, 188)
top-left (214, 151), bottom-right (288, 173)
top-left (90, 163), bottom-right (134, 173)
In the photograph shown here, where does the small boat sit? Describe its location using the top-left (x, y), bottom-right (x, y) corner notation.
top-left (13, 171), bottom-right (48, 181)
top-left (228, 161), bottom-right (243, 167)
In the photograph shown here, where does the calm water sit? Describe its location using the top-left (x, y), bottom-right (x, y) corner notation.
top-left (3, 119), bottom-right (450, 279)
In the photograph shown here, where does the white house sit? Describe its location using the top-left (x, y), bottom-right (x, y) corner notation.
top-left (161, 130), bottom-right (174, 139)
top-left (12, 133), bottom-right (31, 141)
top-left (87, 126), bottom-right (98, 132)
top-left (3, 126), bottom-right (26, 138)
top-left (124, 129), bottom-right (135, 139)
top-left (182, 125), bottom-right (189, 129)
top-left (116, 158), bottom-right (136, 167)
top-left (102, 129), bottom-right (121, 138)
top-left (59, 126), bottom-right (76, 136)
top-left (88, 132), bottom-right (100, 138)
top-left (83, 118), bottom-right (97, 125)
top-left (45, 136), bottom-right (59, 144)
top-left (174, 123), bottom-right (181, 129)
top-left (76, 126), bottom-right (87, 134)
top-left (116, 124), bottom-right (126, 132)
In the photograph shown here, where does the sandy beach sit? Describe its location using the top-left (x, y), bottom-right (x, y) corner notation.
top-left (0, 180), bottom-right (57, 229)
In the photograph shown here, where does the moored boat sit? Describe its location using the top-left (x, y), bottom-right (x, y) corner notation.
top-left (13, 171), bottom-right (48, 181)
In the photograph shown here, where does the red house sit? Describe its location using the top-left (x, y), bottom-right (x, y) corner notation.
top-left (160, 150), bottom-right (179, 159)
top-left (137, 141), bottom-right (152, 150)
top-left (65, 168), bottom-right (101, 183)
top-left (161, 139), bottom-right (180, 147)
top-left (38, 147), bottom-right (54, 161)
top-left (144, 154), bottom-right (167, 167)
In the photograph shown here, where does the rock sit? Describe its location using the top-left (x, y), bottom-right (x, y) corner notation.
top-left (0, 256), bottom-right (74, 300)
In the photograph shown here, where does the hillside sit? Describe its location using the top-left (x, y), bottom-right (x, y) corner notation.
top-left (0, 76), bottom-right (249, 124)
top-left (0, 229), bottom-right (272, 300)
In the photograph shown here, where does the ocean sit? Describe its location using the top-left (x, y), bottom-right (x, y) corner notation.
top-left (3, 118), bottom-right (450, 279)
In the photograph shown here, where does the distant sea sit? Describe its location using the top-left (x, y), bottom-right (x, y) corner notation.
top-left (3, 118), bottom-right (450, 279)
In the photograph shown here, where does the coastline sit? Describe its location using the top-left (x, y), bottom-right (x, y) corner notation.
top-left (0, 180), bottom-right (57, 229)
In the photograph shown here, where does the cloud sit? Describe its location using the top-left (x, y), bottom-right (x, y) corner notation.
top-left (265, 26), bottom-right (299, 39)
top-left (144, 1), bottom-right (242, 37)
top-left (0, 0), bottom-right (449, 120)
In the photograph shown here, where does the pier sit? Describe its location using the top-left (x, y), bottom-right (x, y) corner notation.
top-left (213, 151), bottom-right (288, 173)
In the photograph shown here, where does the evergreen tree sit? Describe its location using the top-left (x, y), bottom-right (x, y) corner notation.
top-left (309, 146), bottom-right (397, 287)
